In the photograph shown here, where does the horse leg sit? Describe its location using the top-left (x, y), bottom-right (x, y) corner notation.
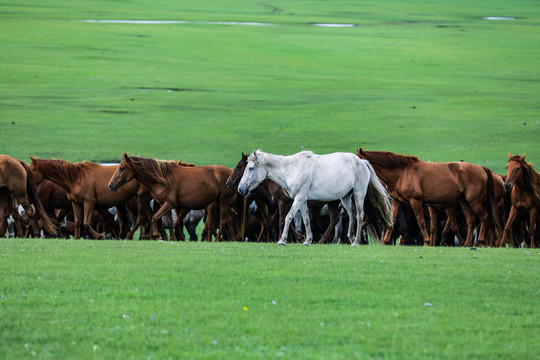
top-left (340, 193), bottom-right (356, 245)
top-left (428, 207), bottom-right (439, 247)
top-left (278, 197), bottom-right (306, 245)
top-left (464, 199), bottom-right (490, 247)
top-left (381, 200), bottom-right (401, 245)
top-left (150, 203), bottom-right (173, 240)
top-left (409, 200), bottom-right (431, 247)
top-left (17, 197), bottom-right (40, 238)
top-left (165, 210), bottom-right (176, 241)
top-left (460, 201), bottom-right (478, 247)
top-left (299, 202), bottom-right (313, 246)
top-left (116, 205), bottom-right (129, 239)
top-left (71, 202), bottom-right (83, 239)
top-left (317, 201), bottom-right (339, 244)
top-left (82, 202), bottom-right (105, 240)
top-left (352, 189), bottom-right (367, 247)
top-left (528, 208), bottom-right (537, 248)
top-left (175, 208), bottom-right (190, 241)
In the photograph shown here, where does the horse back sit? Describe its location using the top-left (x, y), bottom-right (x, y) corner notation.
top-left (0, 155), bottom-right (28, 192)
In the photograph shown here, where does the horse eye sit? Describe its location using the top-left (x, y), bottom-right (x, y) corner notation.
top-left (248, 166), bottom-right (255, 172)
top-left (119, 166), bottom-right (124, 171)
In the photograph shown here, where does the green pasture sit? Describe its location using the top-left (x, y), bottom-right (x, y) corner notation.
top-left (1, 239), bottom-right (539, 359)
top-left (1, 0), bottom-right (539, 171)
top-left (1, 1), bottom-right (540, 359)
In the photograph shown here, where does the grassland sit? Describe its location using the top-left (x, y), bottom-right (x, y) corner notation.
top-left (1, 239), bottom-right (539, 359)
top-left (1, 1), bottom-right (540, 358)
top-left (1, 1), bottom-right (539, 171)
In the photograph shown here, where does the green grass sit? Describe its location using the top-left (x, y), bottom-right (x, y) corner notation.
top-left (1, 239), bottom-right (539, 359)
top-left (1, 1), bottom-right (539, 171)
top-left (1, 1), bottom-right (540, 358)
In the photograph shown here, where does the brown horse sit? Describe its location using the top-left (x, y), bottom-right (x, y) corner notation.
top-left (30, 156), bottom-right (152, 240)
top-left (108, 153), bottom-right (238, 241)
top-left (357, 148), bottom-right (500, 247)
top-left (0, 155), bottom-right (56, 237)
top-left (499, 153), bottom-right (540, 248)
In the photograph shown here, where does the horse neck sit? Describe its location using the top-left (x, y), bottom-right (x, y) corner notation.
top-left (36, 162), bottom-right (77, 191)
top-left (261, 153), bottom-right (299, 195)
top-left (365, 163), bottom-right (401, 189)
top-left (517, 162), bottom-right (540, 200)
top-left (129, 163), bottom-right (169, 190)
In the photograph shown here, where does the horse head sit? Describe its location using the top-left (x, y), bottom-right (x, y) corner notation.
top-left (108, 153), bottom-right (135, 192)
top-left (238, 150), bottom-right (266, 196)
top-left (226, 152), bottom-right (249, 189)
top-left (504, 153), bottom-right (527, 191)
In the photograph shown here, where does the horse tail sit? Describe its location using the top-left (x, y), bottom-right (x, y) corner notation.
top-left (483, 166), bottom-right (502, 240)
top-left (20, 161), bottom-right (58, 236)
top-left (363, 162), bottom-right (392, 241)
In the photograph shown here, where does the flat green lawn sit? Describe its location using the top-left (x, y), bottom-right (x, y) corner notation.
top-left (1, 239), bottom-right (539, 359)
top-left (1, 1), bottom-right (539, 171)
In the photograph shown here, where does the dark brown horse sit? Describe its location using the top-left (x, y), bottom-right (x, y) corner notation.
top-left (30, 156), bottom-right (151, 240)
top-left (0, 155), bottom-right (56, 237)
top-left (499, 153), bottom-right (540, 248)
top-left (357, 148), bottom-right (500, 247)
top-left (108, 153), bottom-right (238, 241)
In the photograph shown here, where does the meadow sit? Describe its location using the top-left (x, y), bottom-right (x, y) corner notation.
top-left (1, 0), bottom-right (540, 358)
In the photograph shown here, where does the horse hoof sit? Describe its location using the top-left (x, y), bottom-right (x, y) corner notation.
top-left (303, 242), bottom-right (311, 246)
top-left (278, 241), bottom-right (287, 246)
top-left (351, 242), bottom-right (359, 247)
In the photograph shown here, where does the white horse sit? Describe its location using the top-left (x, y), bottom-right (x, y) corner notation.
top-left (238, 150), bottom-right (392, 246)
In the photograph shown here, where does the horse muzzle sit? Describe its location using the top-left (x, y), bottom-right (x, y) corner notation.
top-left (108, 183), bottom-right (119, 192)
top-left (238, 184), bottom-right (249, 196)
top-left (504, 182), bottom-right (514, 191)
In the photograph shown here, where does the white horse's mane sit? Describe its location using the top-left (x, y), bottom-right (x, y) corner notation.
top-left (251, 149), bottom-right (314, 167)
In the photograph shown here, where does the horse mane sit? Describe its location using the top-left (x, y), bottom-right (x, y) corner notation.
top-left (359, 150), bottom-right (419, 169)
top-left (509, 155), bottom-right (540, 199)
top-left (32, 158), bottom-right (92, 184)
top-left (128, 156), bottom-right (178, 184)
top-left (178, 160), bottom-right (197, 167)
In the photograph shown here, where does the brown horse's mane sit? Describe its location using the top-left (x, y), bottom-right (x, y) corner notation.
top-left (509, 155), bottom-right (540, 200)
top-left (128, 156), bottom-right (178, 184)
top-left (178, 160), bottom-right (197, 167)
top-left (32, 158), bottom-right (93, 184)
top-left (359, 150), bottom-right (419, 169)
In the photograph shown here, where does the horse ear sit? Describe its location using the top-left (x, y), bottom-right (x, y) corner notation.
top-left (508, 152), bottom-right (513, 159)
top-left (30, 155), bottom-right (36, 162)
top-left (122, 153), bottom-right (129, 161)
top-left (520, 154), bottom-right (528, 162)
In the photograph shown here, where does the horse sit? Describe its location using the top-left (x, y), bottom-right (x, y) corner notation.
top-left (30, 156), bottom-right (152, 240)
top-left (357, 148), bottom-right (501, 247)
top-left (237, 150), bottom-right (392, 246)
top-left (499, 153), bottom-right (540, 248)
top-left (227, 152), bottom-right (342, 244)
top-left (0, 155), bottom-right (56, 237)
top-left (108, 153), bottom-right (238, 241)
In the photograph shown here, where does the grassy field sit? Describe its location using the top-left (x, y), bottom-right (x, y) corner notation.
top-left (1, 1), bottom-right (540, 358)
top-left (1, 239), bottom-right (539, 359)
top-left (1, 1), bottom-right (539, 171)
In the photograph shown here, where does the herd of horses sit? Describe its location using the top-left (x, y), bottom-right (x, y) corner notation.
top-left (0, 149), bottom-right (538, 248)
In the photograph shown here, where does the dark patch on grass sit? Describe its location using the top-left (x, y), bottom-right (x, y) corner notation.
top-left (138, 87), bottom-right (212, 92)
top-left (99, 110), bottom-right (131, 114)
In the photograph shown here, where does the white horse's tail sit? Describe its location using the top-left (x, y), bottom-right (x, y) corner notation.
top-left (363, 162), bottom-right (392, 241)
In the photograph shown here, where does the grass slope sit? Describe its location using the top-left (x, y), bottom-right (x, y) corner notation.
top-left (0, 1), bottom-right (539, 171)
top-left (1, 239), bottom-right (539, 359)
